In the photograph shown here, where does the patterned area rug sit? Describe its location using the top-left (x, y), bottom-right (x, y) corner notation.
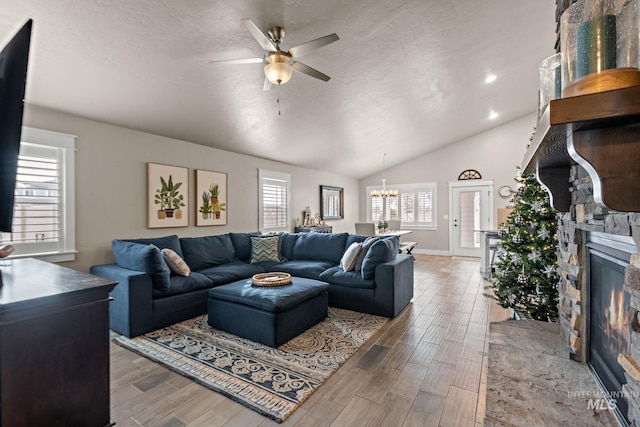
top-left (114, 308), bottom-right (388, 423)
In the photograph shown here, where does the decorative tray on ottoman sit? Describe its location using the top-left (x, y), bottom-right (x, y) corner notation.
top-left (251, 272), bottom-right (292, 287)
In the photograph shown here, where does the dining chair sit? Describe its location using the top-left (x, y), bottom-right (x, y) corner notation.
top-left (355, 222), bottom-right (376, 236)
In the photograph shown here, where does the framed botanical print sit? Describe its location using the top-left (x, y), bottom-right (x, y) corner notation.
top-left (195, 169), bottom-right (228, 226)
top-left (147, 163), bottom-right (189, 228)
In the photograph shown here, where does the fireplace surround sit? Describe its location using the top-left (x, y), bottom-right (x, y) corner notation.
top-left (557, 164), bottom-right (640, 425)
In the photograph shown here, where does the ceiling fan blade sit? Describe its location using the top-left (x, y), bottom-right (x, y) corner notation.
top-left (288, 34), bottom-right (339, 58)
top-left (242, 18), bottom-right (277, 52)
top-left (208, 57), bottom-right (263, 65)
top-left (263, 77), bottom-right (272, 91)
top-left (292, 61), bottom-right (331, 82)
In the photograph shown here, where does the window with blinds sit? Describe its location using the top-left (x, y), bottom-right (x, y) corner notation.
top-left (0, 127), bottom-right (76, 262)
top-left (258, 169), bottom-right (291, 232)
top-left (11, 145), bottom-right (60, 245)
top-left (367, 182), bottom-right (437, 229)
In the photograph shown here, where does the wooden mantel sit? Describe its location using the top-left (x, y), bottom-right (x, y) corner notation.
top-left (521, 85), bottom-right (640, 212)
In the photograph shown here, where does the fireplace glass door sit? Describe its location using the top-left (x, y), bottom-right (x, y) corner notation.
top-left (589, 248), bottom-right (631, 423)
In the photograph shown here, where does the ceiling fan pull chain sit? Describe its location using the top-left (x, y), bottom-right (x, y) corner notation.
top-left (277, 96), bottom-right (281, 116)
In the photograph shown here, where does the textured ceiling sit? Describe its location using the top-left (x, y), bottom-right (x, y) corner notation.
top-left (0, 0), bottom-right (556, 179)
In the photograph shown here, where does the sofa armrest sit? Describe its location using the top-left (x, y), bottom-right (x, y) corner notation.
top-left (90, 263), bottom-right (154, 337)
top-left (374, 254), bottom-right (414, 317)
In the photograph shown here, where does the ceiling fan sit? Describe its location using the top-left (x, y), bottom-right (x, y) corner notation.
top-left (209, 19), bottom-right (339, 90)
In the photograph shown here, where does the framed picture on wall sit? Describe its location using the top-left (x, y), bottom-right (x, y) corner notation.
top-left (195, 169), bottom-right (228, 226)
top-left (147, 163), bottom-right (189, 228)
top-left (320, 185), bottom-right (343, 220)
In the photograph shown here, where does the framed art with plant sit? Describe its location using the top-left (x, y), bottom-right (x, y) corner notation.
top-left (196, 169), bottom-right (228, 226)
top-left (147, 163), bottom-right (189, 228)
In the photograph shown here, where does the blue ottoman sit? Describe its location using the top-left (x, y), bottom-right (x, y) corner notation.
top-left (207, 276), bottom-right (329, 347)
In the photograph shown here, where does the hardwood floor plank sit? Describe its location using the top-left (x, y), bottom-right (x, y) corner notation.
top-left (403, 391), bottom-right (446, 427)
top-left (451, 357), bottom-right (482, 393)
top-left (367, 392), bottom-right (412, 427)
top-left (389, 362), bottom-right (429, 400)
top-left (331, 396), bottom-right (379, 427)
top-left (408, 340), bottom-right (439, 367)
top-left (420, 360), bottom-right (456, 396)
top-left (440, 386), bottom-right (478, 427)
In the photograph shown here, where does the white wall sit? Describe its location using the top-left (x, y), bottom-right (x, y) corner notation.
top-left (22, 105), bottom-right (359, 273)
top-left (359, 113), bottom-right (537, 255)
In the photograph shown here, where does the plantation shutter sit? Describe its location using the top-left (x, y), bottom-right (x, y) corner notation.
top-left (370, 196), bottom-right (383, 222)
top-left (262, 178), bottom-right (287, 229)
top-left (258, 169), bottom-right (291, 232)
top-left (11, 143), bottom-right (61, 246)
top-left (417, 191), bottom-right (433, 223)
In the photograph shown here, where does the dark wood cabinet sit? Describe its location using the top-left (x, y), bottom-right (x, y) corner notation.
top-left (0, 258), bottom-right (116, 427)
top-left (294, 226), bottom-right (332, 233)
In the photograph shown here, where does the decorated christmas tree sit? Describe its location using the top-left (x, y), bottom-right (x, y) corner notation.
top-left (491, 173), bottom-right (559, 321)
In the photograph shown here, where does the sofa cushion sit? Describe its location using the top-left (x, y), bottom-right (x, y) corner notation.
top-left (197, 260), bottom-right (266, 285)
top-left (346, 234), bottom-right (368, 247)
top-left (112, 240), bottom-right (170, 291)
top-left (267, 259), bottom-right (336, 280)
top-left (179, 235), bottom-right (236, 270)
top-left (340, 242), bottom-right (362, 272)
top-left (280, 233), bottom-right (300, 260)
top-left (161, 248), bottom-right (190, 276)
top-left (319, 266), bottom-right (376, 289)
top-left (361, 236), bottom-right (399, 280)
top-left (292, 232), bottom-right (348, 264)
top-left (250, 235), bottom-right (283, 263)
top-left (125, 235), bottom-right (184, 258)
top-left (229, 231), bottom-right (262, 261)
top-left (153, 272), bottom-right (214, 298)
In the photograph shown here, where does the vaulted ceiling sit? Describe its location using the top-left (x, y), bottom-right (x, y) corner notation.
top-left (0, 1), bottom-right (556, 179)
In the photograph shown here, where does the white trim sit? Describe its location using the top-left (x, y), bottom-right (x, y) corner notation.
top-left (411, 248), bottom-right (451, 256)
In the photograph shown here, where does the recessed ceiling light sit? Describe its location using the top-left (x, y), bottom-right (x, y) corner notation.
top-left (489, 110), bottom-right (499, 120)
top-left (485, 74), bottom-right (497, 84)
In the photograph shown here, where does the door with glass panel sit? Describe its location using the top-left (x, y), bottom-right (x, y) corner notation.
top-left (451, 184), bottom-right (492, 257)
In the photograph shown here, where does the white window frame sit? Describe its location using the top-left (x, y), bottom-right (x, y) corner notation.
top-left (366, 182), bottom-right (438, 230)
top-left (258, 169), bottom-right (291, 233)
top-left (2, 127), bottom-right (76, 262)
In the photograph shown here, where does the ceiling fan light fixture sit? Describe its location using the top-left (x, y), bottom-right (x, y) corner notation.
top-left (264, 53), bottom-right (293, 85)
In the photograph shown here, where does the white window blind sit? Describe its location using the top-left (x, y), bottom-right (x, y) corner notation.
top-left (1, 127), bottom-right (76, 262)
top-left (258, 169), bottom-right (291, 232)
top-left (367, 182), bottom-right (437, 229)
top-left (12, 145), bottom-right (60, 245)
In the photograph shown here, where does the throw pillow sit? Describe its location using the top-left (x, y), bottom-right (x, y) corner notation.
top-left (161, 248), bottom-right (190, 276)
top-left (250, 235), bottom-right (281, 263)
top-left (340, 242), bottom-right (362, 272)
top-left (361, 237), bottom-right (399, 280)
top-left (354, 236), bottom-right (379, 272)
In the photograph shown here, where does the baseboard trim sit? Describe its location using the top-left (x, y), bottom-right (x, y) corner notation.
top-left (411, 248), bottom-right (451, 256)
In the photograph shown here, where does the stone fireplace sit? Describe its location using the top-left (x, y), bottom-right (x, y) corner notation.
top-left (557, 164), bottom-right (640, 425)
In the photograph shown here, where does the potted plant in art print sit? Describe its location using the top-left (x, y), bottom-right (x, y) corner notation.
top-left (196, 169), bottom-right (228, 226)
top-left (147, 163), bottom-right (189, 228)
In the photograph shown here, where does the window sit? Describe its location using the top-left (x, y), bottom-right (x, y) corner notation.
top-left (1, 127), bottom-right (76, 262)
top-left (258, 169), bottom-right (291, 232)
top-left (366, 182), bottom-right (437, 229)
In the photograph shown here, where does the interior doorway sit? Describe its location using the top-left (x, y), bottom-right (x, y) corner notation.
top-left (449, 180), bottom-right (494, 257)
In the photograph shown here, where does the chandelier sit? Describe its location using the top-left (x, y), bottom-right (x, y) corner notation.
top-left (370, 153), bottom-right (398, 198)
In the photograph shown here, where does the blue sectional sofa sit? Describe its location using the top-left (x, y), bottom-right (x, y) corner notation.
top-left (90, 232), bottom-right (414, 337)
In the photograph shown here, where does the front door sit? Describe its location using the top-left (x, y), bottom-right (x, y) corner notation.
top-left (450, 181), bottom-right (493, 257)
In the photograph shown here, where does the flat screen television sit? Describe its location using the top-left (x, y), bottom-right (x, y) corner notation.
top-left (0, 20), bottom-right (32, 233)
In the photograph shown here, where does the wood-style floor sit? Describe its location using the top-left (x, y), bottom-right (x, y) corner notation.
top-left (110, 255), bottom-right (507, 427)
